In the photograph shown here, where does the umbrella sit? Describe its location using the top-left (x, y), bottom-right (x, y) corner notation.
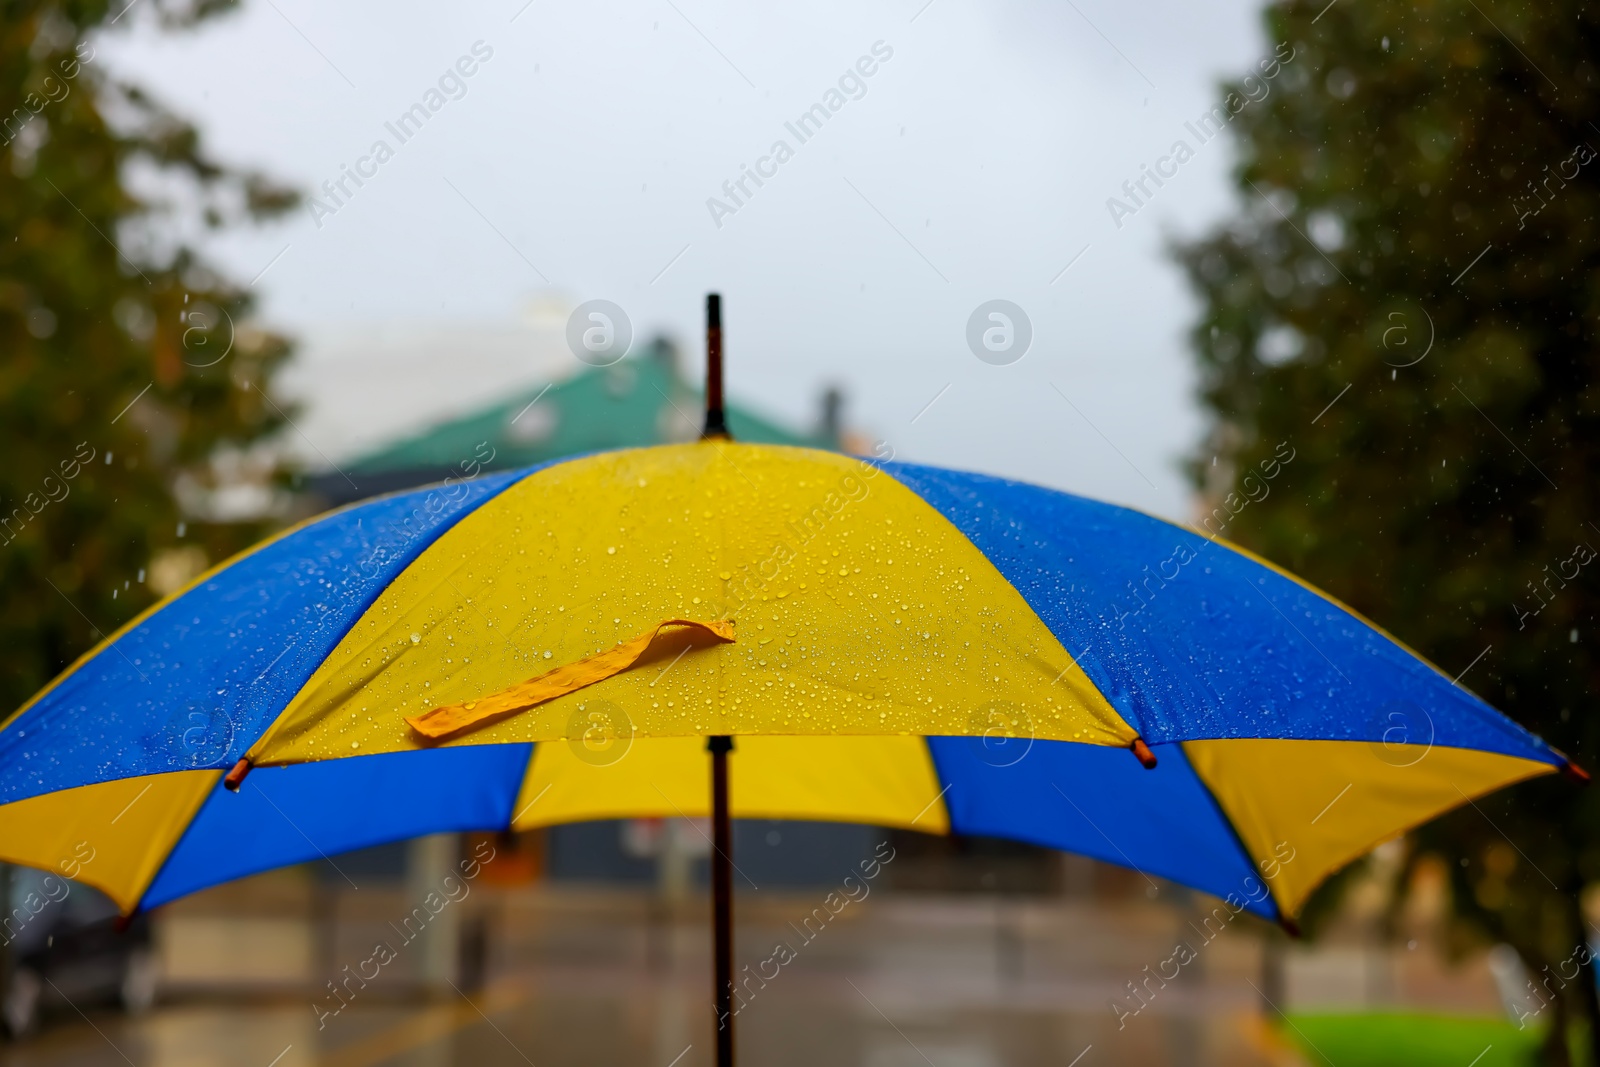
top-left (0, 295), bottom-right (1578, 1067)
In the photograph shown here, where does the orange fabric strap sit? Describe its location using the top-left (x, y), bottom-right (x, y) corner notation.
top-left (406, 618), bottom-right (736, 740)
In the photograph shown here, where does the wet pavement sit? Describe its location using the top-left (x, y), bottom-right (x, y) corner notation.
top-left (2, 887), bottom-right (1316, 1067)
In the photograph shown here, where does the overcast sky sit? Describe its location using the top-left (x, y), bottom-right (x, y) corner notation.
top-left (102, 0), bottom-right (1272, 519)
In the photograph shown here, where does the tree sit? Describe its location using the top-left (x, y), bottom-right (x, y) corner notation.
top-left (1173, 1), bottom-right (1600, 1062)
top-left (1, 0), bottom-right (297, 722)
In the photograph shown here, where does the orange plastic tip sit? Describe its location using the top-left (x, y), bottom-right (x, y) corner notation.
top-left (223, 757), bottom-right (252, 792)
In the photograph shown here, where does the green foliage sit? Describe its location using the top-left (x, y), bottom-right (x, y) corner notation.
top-left (0, 1), bottom-right (298, 716)
top-left (1174, 1), bottom-right (1600, 1061)
top-left (1285, 1011), bottom-right (1543, 1067)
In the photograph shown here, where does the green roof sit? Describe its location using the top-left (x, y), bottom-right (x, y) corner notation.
top-left (346, 345), bottom-right (835, 477)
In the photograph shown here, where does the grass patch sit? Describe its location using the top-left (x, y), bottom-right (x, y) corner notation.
top-left (1282, 1012), bottom-right (1539, 1067)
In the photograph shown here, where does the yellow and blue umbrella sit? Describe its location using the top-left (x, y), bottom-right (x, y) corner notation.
top-left (9, 298), bottom-right (1577, 1067)
top-left (0, 433), bottom-right (1571, 923)
top-left (1, 305), bottom-right (1580, 1066)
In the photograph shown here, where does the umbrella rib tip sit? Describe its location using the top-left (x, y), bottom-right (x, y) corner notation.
top-left (223, 757), bottom-right (253, 792)
top-left (1130, 737), bottom-right (1158, 770)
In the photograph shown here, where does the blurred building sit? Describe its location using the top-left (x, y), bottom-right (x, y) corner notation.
top-left (304, 338), bottom-right (844, 507)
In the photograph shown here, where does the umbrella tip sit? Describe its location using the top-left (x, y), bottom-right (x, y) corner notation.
top-left (702, 293), bottom-right (730, 441)
top-left (1277, 916), bottom-right (1302, 939)
top-left (223, 757), bottom-right (252, 792)
top-left (1563, 759), bottom-right (1591, 785)
top-left (1130, 737), bottom-right (1158, 770)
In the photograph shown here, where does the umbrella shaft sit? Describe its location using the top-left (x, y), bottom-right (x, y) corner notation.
top-left (709, 734), bottom-right (735, 1067)
top-left (703, 293), bottom-right (728, 439)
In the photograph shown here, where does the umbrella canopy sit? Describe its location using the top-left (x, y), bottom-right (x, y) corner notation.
top-left (0, 439), bottom-right (1571, 923)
